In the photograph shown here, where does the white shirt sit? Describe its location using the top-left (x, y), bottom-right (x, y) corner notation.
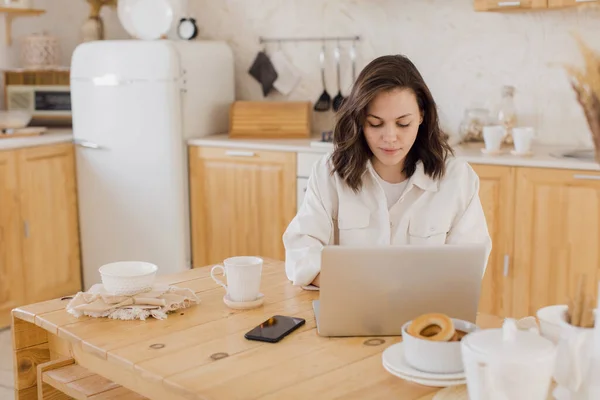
top-left (282, 153), bottom-right (492, 287)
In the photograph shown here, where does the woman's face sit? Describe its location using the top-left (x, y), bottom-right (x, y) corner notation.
top-left (363, 88), bottom-right (422, 171)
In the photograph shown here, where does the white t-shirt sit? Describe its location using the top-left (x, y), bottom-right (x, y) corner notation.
top-left (373, 172), bottom-right (408, 209)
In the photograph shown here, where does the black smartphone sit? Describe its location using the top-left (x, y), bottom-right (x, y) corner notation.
top-left (244, 315), bottom-right (306, 343)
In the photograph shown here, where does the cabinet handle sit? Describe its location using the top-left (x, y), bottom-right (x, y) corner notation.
top-left (503, 254), bottom-right (510, 277)
top-left (576, 0), bottom-right (597, 2)
top-left (303, 187), bottom-right (307, 193)
top-left (23, 221), bottom-right (29, 238)
top-left (74, 139), bottom-right (105, 150)
top-left (497, 1), bottom-right (521, 6)
top-left (573, 174), bottom-right (600, 181)
top-left (225, 150), bottom-right (255, 157)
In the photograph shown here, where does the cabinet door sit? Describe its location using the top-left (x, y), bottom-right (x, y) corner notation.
top-left (189, 146), bottom-right (296, 267)
top-left (0, 150), bottom-right (24, 328)
top-left (471, 164), bottom-right (516, 318)
top-left (19, 143), bottom-right (81, 303)
top-left (474, 0), bottom-right (547, 11)
top-left (548, 0), bottom-right (598, 7)
top-left (512, 168), bottom-right (600, 318)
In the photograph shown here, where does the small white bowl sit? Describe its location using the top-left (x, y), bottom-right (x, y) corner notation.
top-left (401, 318), bottom-right (478, 374)
top-left (99, 261), bottom-right (158, 295)
top-left (536, 304), bottom-right (568, 344)
top-left (0, 110), bottom-right (31, 129)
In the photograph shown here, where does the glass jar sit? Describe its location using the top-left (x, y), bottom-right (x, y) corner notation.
top-left (458, 107), bottom-right (490, 143)
top-left (496, 85), bottom-right (517, 145)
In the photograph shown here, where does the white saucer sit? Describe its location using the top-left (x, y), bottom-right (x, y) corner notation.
top-left (383, 361), bottom-right (466, 387)
top-left (382, 342), bottom-right (466, 381)
top-left (510, 150), bottom-right (534, 157)
top-left (481, 148), bottom-right (504, 155)
top-left (223, 293), bottom-right (264, 310)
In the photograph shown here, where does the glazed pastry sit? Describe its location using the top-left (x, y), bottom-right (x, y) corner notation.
top-left (407, 313), bottom-right (456, 342)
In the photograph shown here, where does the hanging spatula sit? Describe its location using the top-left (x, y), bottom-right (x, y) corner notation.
top-left (314, 44), bottom-right (331, 112)
top-left (332, 43), bottom-right (345, 112)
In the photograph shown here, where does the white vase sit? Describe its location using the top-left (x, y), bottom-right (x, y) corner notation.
top-left (81, 17), bottom-right (104, 43)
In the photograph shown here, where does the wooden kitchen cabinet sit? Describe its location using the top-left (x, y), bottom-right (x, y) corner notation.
top-left (470, 164), bottom-right (516, 318)
top-left (18, 143), bottom-right (82, 304)
top-left (511, 167), bottom-right (600, 319)
top-left (548, 0), bottom-right (598, 8)
top-left (189, 146), bottom-right (296, 267)
top-left (474, 0), bottom-right (547, 11)
top-left (0, 143), bottom-right (81, 328)
top-left (472, 164), bottom-right (600, 319)
top-left (0, 150), bottom-right (24, 328)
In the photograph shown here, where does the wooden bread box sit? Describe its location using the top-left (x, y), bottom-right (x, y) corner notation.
top-left (229, 101), bottom-right (311, 139)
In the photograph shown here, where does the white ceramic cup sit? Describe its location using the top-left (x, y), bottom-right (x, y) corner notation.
top-left (483, 125), bottom-right (505, 151)
top-left (210, 256), bottom-right (263, 303)
top-left (536, 304), bottom-right (567, 345)
top-left (512, 127), bottom-right (536, 154)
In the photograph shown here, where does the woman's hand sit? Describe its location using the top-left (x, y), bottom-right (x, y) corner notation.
top-left (311, 273), bottom-right (321, 288)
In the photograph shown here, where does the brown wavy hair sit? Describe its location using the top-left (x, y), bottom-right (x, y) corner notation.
top-left (331, 54), bottom-right (453, 192)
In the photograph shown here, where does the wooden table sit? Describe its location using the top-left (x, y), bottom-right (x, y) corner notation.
top-left (12, 258), bottom-right (503, 400)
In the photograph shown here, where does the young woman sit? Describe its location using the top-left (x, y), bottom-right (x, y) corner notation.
top-left (283, 54), bottom-right (492, 288)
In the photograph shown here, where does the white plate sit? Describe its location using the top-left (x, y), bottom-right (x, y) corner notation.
top-left (130, 0), bottom-right (174, 40)
top-left (382, 361), bottom-right (466, 387)
top-left (510, 150), bottom-right (534, 157)
top-left (382, 342), bottom-right (465, 381)
top-left (117, 0), bottom-right (140, 38)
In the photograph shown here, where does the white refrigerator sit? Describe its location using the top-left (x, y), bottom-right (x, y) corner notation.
top-left (70, 40), bottom-right (235, 290)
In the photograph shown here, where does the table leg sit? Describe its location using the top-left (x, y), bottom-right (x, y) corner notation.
top-left (11, 314), bottom-right (50, 400)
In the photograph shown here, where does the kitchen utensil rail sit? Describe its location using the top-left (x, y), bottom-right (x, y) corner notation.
top-left (259, 35), bottom-right (360, 44)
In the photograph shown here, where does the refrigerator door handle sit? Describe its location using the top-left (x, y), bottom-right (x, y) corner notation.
top-left (73, 139), bottom-right (107, 150)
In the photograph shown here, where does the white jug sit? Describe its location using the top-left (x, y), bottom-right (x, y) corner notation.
top-left (461, 318), bottom-right (556, 400)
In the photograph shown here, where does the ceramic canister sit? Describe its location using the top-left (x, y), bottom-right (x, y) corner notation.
top-left (461, 319), bottom-right (557, 400)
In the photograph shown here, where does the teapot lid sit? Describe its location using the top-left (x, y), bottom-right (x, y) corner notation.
top-left (463, 318), bottom-right (555, 361)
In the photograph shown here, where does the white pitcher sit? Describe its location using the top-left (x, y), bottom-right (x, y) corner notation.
top-left (461, 318), bottom-right (556, 400)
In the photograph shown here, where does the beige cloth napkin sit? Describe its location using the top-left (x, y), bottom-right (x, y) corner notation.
top-left (66, 284), bottom-right (200, 321)
top-left (553, 325), bottom-right (594, 400)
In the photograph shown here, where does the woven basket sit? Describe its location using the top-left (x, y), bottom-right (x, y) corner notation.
top-left (19, 33), bottom-right (60, 69)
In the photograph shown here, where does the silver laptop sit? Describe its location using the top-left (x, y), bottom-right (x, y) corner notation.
top-left (313, 244), bottom-right (488, 337)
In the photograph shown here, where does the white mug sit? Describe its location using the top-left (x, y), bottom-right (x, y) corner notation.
top-left (512, 127), bottom-right (536, 154)
top-left (483, 125), bottom-right (505, 151)
top-left (211, 256), bottom-right (263, 303)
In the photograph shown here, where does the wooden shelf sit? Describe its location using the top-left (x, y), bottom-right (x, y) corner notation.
top-left (0, 7), bottom-right (46, 46)
top-left (38, 357), bottom-right (148, 399)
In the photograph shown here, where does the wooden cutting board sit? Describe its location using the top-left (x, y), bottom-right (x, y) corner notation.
top-left (0, 126), bottom-right (47, 139)
top-left (229, 101), bottom-right (311, 139)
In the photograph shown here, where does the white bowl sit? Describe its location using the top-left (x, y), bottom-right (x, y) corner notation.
top-left (99, 261), bottom-right (158, 295)
top-left (0, 110), bottom-right (31, 129)
top-left (401, 318), bottom-right (478, 374)
top-left (536, 304), bottom-right (568, 344)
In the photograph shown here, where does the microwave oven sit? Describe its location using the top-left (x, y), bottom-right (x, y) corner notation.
top-left (5, 84), bottom-right (71, 124)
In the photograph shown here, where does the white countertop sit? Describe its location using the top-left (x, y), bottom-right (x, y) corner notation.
top-left (0, 129), bottom-right (73, 150)
top-left (188, 134), bottom-right (600, 172)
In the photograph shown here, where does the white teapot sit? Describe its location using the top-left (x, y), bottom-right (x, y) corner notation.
top-left (461, 318), bottom-right (556, 400)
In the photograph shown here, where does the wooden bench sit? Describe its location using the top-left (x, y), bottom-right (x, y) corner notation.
top-left (36, 358), bottom-right (147, 400)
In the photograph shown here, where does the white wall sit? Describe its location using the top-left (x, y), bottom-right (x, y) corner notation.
top-left (185, 0), bottom-right (600, 147)
top-left (0, 0), bottom-right (126, 107)
top-left (2, 0), bottom-right (599, 147)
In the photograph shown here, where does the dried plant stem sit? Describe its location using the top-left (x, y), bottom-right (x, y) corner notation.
top-left (564, 34), bottom-right (600, 164)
